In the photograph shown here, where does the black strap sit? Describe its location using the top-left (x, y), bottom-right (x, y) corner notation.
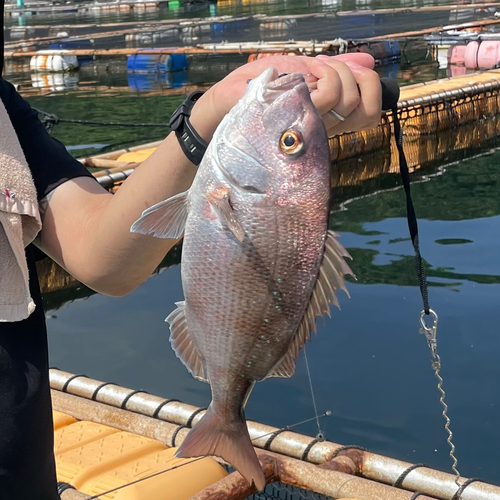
top-left (451, 477), bottom-right (483, 500)
top-left (62, 374), bottom-right (88, 392)
top-left (393, 463), bottom-right (428, 488)
top-left (329, 444), bottom-right (368, 460)
top-left (171, 425), bottom-right (189, 447)
top-left (57, 482), bottom-right (76, 495)
top-left (152, 399), bottom-right (180, 419)
top-left (301, 438), bottom-right (319, 461)
top-left (169, 91), bottom-right (207, 166)
top-left (391, 107), bottom-right (430, 315)
top-left (120, 390), bottom-right (149, 409)
top-left (410, 492), bottom-right (426, 500)
top-left (264, 428), bottom-right (288, 451)
top-left (91, 382), bottom-right (116, 401)
top-left (186, 407), bottom-right (207, 427)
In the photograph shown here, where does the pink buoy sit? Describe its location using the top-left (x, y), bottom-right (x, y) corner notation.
top-left (449, 45), bottom-right (467, 66)
top-left (477, 40), bottom-right (500, 69)
top-left (447, 65), bottom-right (468, 77)
top-left (464, 41), bottom-right (480, 69)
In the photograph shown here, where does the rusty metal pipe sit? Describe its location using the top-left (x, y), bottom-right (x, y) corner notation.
top-left (60, 489), bottom-right (92, 500)
top-left (190, 456), bottom-right (278, 500)
top-left (51, 390), bottom-right (186, 447)
top-left (49, 370), bottom-right (500, 500)
top-left (192, 449), bottom-right (437, 500)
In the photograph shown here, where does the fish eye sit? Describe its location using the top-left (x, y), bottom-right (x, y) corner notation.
top-left (279, 130), bottom-right (303, 155)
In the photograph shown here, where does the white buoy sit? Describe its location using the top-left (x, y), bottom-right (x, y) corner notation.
top-left (30, 50), bottom-right (79, 72)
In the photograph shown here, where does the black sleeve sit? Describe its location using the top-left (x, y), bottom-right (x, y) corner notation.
top-left (0, 77), bottom-right (95, 201)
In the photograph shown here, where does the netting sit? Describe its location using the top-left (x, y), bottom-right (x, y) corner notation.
top-left (246, 482), bottom-right (333, 500)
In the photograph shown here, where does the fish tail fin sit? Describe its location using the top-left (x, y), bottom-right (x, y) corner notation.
top-left (175, 405), bottom-right (266, 491)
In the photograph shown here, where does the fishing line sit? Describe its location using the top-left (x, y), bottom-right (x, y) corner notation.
top-left (303, 344), bottom-right (324, 440)
top-left (251, 411), bottom-right (332, 443)
top-left (85, 456), bottom-right (206, 499)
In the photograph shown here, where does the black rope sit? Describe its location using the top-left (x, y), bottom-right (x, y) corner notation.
top-left (35, 108), bottom-right (168, 129)
top-left (263, 428), bottom-right (288, 451)
top-left (329, 444), bottom-right (368, 460)
top-left (62, 374), bottom-right (88, 393)
top-left (186, 407), bottom-right (207, 428)
top-left (152, 399), bottom-right (180, 419)
top-left (91, 382), bottom-right (116, 401)
top-left (301, 438), bottom-right (319, 461)
top-left (120, 390), bottom-right (149, 410)
top-left (410, 492), bottom-right (426, 500)
top-left (391, 107), bottom-right (430, 315)
top-left (171, 425), bottom-right (189, 447)
top-left (393, 463), bottom-right (428, 488)
top-left (57, 482), bottom-right (75, 495)
top-left (451, 477), bottom-right (483, 500)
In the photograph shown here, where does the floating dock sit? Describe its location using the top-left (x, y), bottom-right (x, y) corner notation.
top-left (73, 68), bottom-right (500, 193)
top-left (49, 368), bottom-right (500, 500)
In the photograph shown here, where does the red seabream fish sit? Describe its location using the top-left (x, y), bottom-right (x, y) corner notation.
top-left (131, 67), bottom-right (353, 490)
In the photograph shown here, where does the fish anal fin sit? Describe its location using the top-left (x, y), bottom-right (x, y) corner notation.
top-left (206, 187), bottom-right (245, 242)
top-left (130, 190), bottom-right (189, 239)
top-left (266, 230), bottom-right (354, 379)
top-left (166, 301), bottom-right (208, 383)
top-left (176, 405), bottom-right (266, 491)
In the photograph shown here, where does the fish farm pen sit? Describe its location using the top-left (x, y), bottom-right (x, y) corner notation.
top-left (5, 0), bottom-right (500, 498)
top-left (49, 369), bottom-right (500, 500)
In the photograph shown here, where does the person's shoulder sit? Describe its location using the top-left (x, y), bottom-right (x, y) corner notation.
top-left (0, 77), bottom-right (21, 108)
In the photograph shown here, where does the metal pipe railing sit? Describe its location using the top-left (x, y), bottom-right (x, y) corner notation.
top-left (50, 369), bottom-right (500, 500)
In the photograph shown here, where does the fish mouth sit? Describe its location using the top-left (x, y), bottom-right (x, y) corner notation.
top-left (259, 69), bottom-right (305, 103)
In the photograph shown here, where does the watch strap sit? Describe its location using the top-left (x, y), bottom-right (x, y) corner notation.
top-left (169, 91), bottom-right (207, 166)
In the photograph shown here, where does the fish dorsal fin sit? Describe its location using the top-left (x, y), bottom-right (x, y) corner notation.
top-left (266, 230), bottom-right (354, 379)
top-left (130, 190), bottom-right (189, 239)
top-left (166, 301), bottom-right (208, 383)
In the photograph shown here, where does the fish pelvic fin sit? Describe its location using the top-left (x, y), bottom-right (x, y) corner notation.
top-left (175, 405), bottom-right (266, 491)
top-left (266, 230), bottom-right (354, 379)
top-left (206, 187), bottom-right (245, 242)
top-left (167, 301), bottom-right (208, 383)
top-left (130, 189), bottom-right (189, 239)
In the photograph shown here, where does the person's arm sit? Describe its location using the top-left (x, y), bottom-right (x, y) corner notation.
top-left (39, 54), bottom-right (382, 296)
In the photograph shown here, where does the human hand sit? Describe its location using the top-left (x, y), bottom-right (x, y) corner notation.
top-left (190, 53), bottom-right (382, 140)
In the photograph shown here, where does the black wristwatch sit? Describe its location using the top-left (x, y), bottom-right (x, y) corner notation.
top-left (169, 91), bottom-right (208, 166)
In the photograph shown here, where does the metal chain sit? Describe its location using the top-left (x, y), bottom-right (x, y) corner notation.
top-left (433, 356), bottom-right (461, 491)
top-left (420, 311), bottom-right (462, 498)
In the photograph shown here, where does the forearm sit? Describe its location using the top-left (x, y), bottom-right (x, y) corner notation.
top-left (40, 55), bottom-right (381, 296)
top-left (41, 93), bottom-right (220, 296)
top-left (86, 133), bottom-right (195, 294)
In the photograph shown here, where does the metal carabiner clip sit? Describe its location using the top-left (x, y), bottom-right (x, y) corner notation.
top-left (419, 309), bottom-right (439, 359)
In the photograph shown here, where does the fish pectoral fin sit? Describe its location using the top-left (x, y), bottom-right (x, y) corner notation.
top-left (166, 301), bottom-right (208, 383)
top-left (206, 188), bottom-right (245, 242)
top-left (266, 230), bottom-right (354, 379)
top-left (130, 190), bottom-right (189, 239)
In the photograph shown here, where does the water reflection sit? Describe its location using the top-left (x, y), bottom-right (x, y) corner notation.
top-left (37, 117), bottom-right (500, 484)
top-left (39, 117), bottom-right (500, 305)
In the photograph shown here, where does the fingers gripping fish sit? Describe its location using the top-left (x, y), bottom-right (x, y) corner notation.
top-left (131, 67), bottom-right (354, 491)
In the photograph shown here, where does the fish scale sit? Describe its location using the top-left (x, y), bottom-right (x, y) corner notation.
top-left (131, 67), bottom-right (354, 491)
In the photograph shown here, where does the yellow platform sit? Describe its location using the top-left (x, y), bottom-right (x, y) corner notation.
top-left (117, 148), bottom-right (157, 164)
top-left (53, 410), bottom-right (227, 499)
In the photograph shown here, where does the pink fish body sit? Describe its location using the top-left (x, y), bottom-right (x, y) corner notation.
top-left (131, 67), bottom-right (353, 490)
